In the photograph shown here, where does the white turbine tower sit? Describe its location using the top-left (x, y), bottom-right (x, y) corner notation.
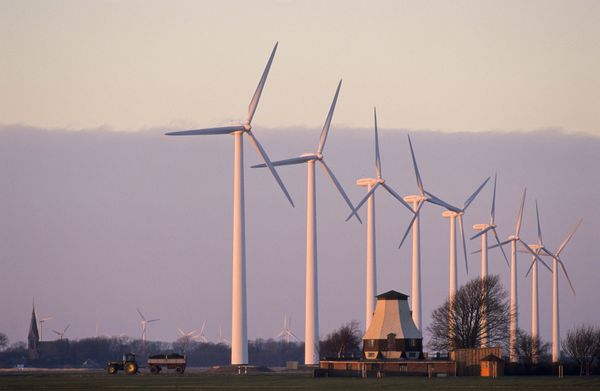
top-left (398, 134), bottom-right (462, 331)
top-left (165, 43), bottom-right (294, 365)
top-left (276, 315), bottom-right (299, 343)
top-left (525, 215), bottom-right (581, 363)
top-left (480, 188), bottom-right (546, 362)
top-left (253, 80), bottom-right (359, 365)
top-left (345, 108), bottom-right (415, 330)
top-left (52, 324), bottom-right (70, 340)
top-left (470, 174), bottom-right (509, 348)
top-left (137, 308), bottom-right (159, 347)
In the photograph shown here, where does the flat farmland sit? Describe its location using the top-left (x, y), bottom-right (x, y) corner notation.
top-left (1, 371), bottom-right (599, 391)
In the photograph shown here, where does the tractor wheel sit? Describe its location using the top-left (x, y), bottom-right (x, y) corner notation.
top-left (150, 365), bottom-right (159, 374)
top-left (125, 362), bottom-right (138, 375)
top-left (176, 366), bottom-right (185, 374)
top-left (107, 365), bottom-right (118, 375)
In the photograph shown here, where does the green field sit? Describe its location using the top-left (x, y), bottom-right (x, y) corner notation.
top-left (1, 371), bottom-right (599, 391)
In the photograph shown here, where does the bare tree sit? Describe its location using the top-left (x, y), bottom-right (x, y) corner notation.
top-left (563, 324), bottom-right (600, 376)
top-left (319, 321), bottom-right (362, 358)
top-left (0, 333), bottom-right (8, 351)
top-left (514, 328), bottom-right (551, 365)
top-left (427, 275), bottom-right (510, 352)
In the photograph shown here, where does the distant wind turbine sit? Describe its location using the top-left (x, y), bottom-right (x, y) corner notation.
top-left (346, 108), bottom-right (415, 330)
top-left (252, 79), bottom-right (359, 365)
top-left (38, 315), bottom-right (52, 342)
top-left (194, 320), bottom-right (208, 343)
top-left (218, 327), bottom-right (230, 345)
top-left (165, 43), bottom-right (293, 365)
top-left (275, 315), bottom-right (299, 343)
top-left (137, 308), bottom-right (159, 348)
top-left (52, 324), bottom-right (70, 340)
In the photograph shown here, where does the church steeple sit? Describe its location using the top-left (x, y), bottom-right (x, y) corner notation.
top-left (28, 302), bottom-right (39, 353)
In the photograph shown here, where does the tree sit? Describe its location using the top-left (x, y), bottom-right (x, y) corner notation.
top-left (513, 329), bottom-right (551, 365)
top-left (563, 324), bottom-right (600, 376)
top-left (0, 333), bottom-right (8, 351)
top-left (427, 275), bottom-right (510, 352)
top-left (319, 321), bottom-right (362, 358)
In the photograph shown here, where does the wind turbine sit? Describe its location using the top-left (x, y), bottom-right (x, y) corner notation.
top-left (194, 320), bottom-right (208, 343)
top-left (525, 216), bottom-right (581, 363)
top-left (52, 324), bottom-right (70, 340)
top-left (276, 315), bottom-right (299, 343)
top-left (345, 108), bottom-right (415, 330)
top-left (177, 327), bottom-right (199, 339)
top-left (398, 134), bottom-right (462, 331)
top-left (165, 43), bottom-right (294, 365)
top-left (137, 308), bottom-right (159, 347)
top-left (218, 327), bottom-right (230, 345)
top-left (520, 201), bottom-right (552, 362)
top-left (252, 79), bottom-right (359, 365)
top-left (470, 174), bottom-right (509, 348)
top-left (478, 188), bottom-right (547, 362)
top-left (440, 176), bottom-right (490, 349)
top-left (38, 315), bottom-right (52, 342)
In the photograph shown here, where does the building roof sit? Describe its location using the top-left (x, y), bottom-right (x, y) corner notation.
top-left (363, 291), bottom-right (422, 340)
top-left (480, 354), bottom-right (504, 362)
top-left (376, 290), bottom-right (409, 300)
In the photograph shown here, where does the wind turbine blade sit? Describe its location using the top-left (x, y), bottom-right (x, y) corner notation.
top-left (492, 228), bottom-right (510, 267)
top-left (246, 42), bottom-right (278, 124)
top-left (381, 183), bottom-right (414, 212)
top-left (470, 225), bottom-right (492, 240)
top-left (200, 320), bottom-right (206, 334)
top-left (458, 214), bottom-right (469, 274)
top-left (537, 248), bottom-right (555, 272)
top-left (247, 131), bottom-right (295, 207)
top-left (515, 188), bottom-right (527, 237)
top-left (148, 318), bottom-right (160, 323)
top-left (165, 125), bottom-right (245, 136)
top-left (64, 324), bottom-right (70, 333)
top-left (535, 200), bottom-right (543, 244)
top-left (52, 330), bottom-right (61, 336)
top-left (557, 257), bottom-right (576, 295)
top-left (398, 200), bottom-right (424, 249)
top-left (556, 219), bottom-right (583, 256)
top-left (488, 239), bottom-right (513, 250)
top-left (290, 331), bottom-right (300, 341)
top-left (490, 173), bottom-right (497, 225)
top-left (319, 159), bottom-right (362, 223)
top-left (136, 308), bottom-right (146, 321)
top-left (252, 155), bottom-right (315, 168)
top-left (407, 134), bottom-right (425, 195)
top-left (178, 328), bottom-right (186, 336)
top-left (345, 183), bottom-right (380, 222)
top-left (424, 190), bottom-right (461, 213)
top-left (374, 107), bottom-right (382, 179)
top-left (463, 177), bottom-right (490, 211)
top-left (317, 80), bottom-right (342, 155)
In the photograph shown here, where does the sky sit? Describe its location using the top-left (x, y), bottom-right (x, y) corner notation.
top-left (0, 1), bottom-right (599, 348)
top-left (1, 0), bottom-right (599, 135)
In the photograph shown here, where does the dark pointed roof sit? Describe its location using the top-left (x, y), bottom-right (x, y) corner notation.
top-left (376, 290), bottom-right (409, 301)
top-left (28, 305), bottom-right (39, 344)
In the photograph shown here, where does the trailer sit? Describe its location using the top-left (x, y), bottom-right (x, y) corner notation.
top-left (147, 353), bottom-right (186, 374)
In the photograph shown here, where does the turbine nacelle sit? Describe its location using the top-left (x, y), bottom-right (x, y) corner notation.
top-left (356, 177), bottom-right (384, 187)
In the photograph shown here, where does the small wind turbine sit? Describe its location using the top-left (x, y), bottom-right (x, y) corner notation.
top-left (165, 42), bottom-right (293, 366)
top-left (177, 327), bottom-right (199, 338)
top-left (398, 134), bottom-right (461, 331)
top-left (346, 108), bottom-right (415, 330)
top-left (275, 315), bottom-right (299, 343)
top-left (252, 79), bottom-right (359, 365)
top-left (194, 320), bottom-right (209, 343)
top-left (137, 308), bottom-right (159, 347)
top-left (52, 324), bottom-right (70, 340)
top-left (478, 188), bottom-right (546, 362)
top-left (38, 316), bottom-right (52, 342)
top-left (525, 215), bottom-right (581, 363)
top-left (218, 327), bottom-right (230, 345)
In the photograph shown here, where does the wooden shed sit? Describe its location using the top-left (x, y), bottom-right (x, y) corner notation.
top-left (480, 355), bottom-right (504, 378)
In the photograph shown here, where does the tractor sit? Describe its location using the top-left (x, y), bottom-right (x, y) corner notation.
top-left (106, 353), bottom-right (138, 375)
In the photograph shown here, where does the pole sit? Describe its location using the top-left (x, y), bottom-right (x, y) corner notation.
top-left (305, 160), bottom-right (319, 365)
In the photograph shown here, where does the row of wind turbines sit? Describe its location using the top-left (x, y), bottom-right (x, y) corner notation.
top-left (165, 42), bottom-right (582, 365)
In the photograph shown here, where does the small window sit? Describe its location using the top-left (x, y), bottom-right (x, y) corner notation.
top-left (409, 339), bottom-right (418, 347)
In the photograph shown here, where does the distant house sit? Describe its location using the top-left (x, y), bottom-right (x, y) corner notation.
top-left (362, 290), bottom-right (423, 360)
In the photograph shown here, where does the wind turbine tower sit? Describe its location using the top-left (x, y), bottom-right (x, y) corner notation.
top-left (165, 43), bottom-right (294, 365)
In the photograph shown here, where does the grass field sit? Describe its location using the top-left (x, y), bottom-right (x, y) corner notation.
top-left (0, 370), bottom-right (599, 391)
